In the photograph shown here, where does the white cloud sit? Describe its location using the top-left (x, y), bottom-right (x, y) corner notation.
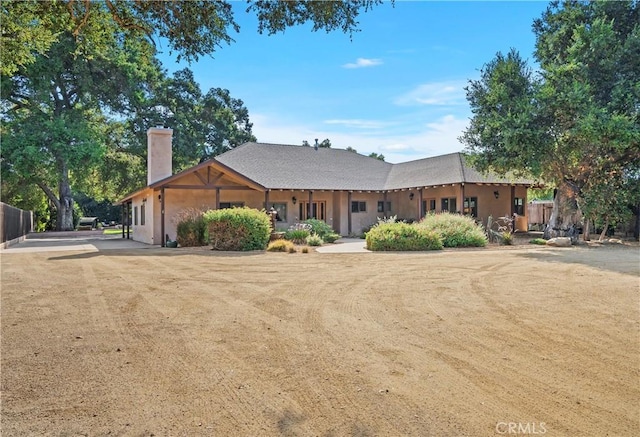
top-left (249, 112), bottom-right (470, 164)
top-left (342, 58), bottom-right (383, 69)
top-left (323, 119), bottom-right (392, 129)
top-left (394, 80), bottom-right (467, 106)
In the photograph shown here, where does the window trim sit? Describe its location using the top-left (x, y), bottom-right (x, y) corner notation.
top-left (351, 201), bottom-right (367, 213)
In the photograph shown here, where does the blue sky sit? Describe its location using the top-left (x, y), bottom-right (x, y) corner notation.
top-left (158, 1), bottom-right (549, 163)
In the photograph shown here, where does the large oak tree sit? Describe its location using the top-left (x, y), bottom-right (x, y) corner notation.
top-left (461, 0), bottom-right (639, 240)
top-left (1, 0), bottom-right (386, 230)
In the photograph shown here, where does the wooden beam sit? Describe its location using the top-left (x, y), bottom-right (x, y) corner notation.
top-left (161, 188), bottom-right (166, 247)
top-left (347, 191), bottom-right (352, 235)
top-left (193, 170), bottom-right (208, 185)
top-left (163, 184), bottom-right (257, 190)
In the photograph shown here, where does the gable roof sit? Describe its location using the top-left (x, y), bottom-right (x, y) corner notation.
top-left (215, 142), bottom-right (393, 191)
top-left (118, 142), bottom-right (532, 203)
top-left (215, 143), bottom-right (531, 191)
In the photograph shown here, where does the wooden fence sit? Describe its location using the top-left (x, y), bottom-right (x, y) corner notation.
top-left (1, 202), bottom-right (33, 246)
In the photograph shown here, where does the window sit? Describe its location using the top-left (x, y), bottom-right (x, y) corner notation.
top-left (140, 203), bottom-right (146, 226)
top-left (219, 202), bottom-right (244, 209)
top-left (133, 206), bottom-right (138, 226)
top-left (441, 197), bottom-right (457, 212)
top-left (377, 201), bottom-right (391, 213)
top-left (422, 198), bottom-right (436, 216)
top-left (300, 201), bottom-right (326, 220)
top-left (351, 201), bottom-right (366, 213)
top-left (270, 203), bottom-right (287, 222)
top-left (463, 197), bottom-right (478, 217)
top-left (514, 197), bottom-right (524, 215)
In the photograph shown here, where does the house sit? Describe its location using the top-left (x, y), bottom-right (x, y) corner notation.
top-left (118, 127), bottom-right (532, 246)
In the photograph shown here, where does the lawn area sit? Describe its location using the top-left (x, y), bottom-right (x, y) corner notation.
top-left (102, 228), bottom-right (125, 235)
top-left (1, 244), bottom-right (638, 436)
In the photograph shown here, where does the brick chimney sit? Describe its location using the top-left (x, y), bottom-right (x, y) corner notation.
top-left (147, 126), bottom-right (173, 185)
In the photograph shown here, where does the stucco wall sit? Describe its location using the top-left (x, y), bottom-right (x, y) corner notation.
top-left (144, 181), bottom-right (529, 243)
top-left (131, 190), bottom-right (154, 245)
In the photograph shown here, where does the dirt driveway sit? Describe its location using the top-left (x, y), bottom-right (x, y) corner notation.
top-left (1, 241), bottom-right (638, 436)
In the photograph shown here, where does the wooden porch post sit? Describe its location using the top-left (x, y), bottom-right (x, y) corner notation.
top-left (160, 187), bottom-right (166, 247)
top-left (308, 191), bottom-right (313, 219)
top-left (215, 188), bottom-right (220, 210)
top-left (121, 203), bottom-right (125, 239)
top-left (461, 183), bottom-right (465, 215)
top-left (510, 185), bottom-right (516, 215)
top-left (347, 191), bottom-right (352, 235)
top-left (264, 190), bottom-right (270, 210)
top-left (419, 189), bottom-right (424, 219)
top-left (383, 192), bottom-right (388, 216)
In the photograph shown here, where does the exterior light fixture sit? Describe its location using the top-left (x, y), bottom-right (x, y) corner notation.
top-left (292, 196), bottom-right (297, 205)
top-left (494, 190), bottom-right (500, 199)
top-left (409, 192), bottom-right (415, 200)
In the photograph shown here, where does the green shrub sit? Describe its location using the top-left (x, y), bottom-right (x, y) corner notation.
top-left (417, 212), bottom-right (487, 247)
top-left (530, 238), bottom-right (547, 245)
top-left (306, 234), bottom-right (324, 246)
top-left (176, 215), bottom-right (207, 247)
top-left (501, 231), bottom-right (513, 245)
top-left (303, 219), bottom-right (335, 239)
top-left (366, 222), bottom-right (443, 251)
top-left (203, 207), bottom-right (271, 251)
top-left (323, 233), bottom-right (341, 243)
top-left (267, 239), bottom-right (296, 252)
top-left (284, 229), bottom-right (310, 244)
top-left (301, 247), bottom-right (309, 253)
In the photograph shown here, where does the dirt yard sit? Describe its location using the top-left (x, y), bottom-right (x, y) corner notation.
top-left (1, 242), bottom-right (638, 436)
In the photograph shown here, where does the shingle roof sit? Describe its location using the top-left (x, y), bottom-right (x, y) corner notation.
top-left (214, 143), bottom-right (531, 191)
top-left (215, 142), bottom-right (393, 190)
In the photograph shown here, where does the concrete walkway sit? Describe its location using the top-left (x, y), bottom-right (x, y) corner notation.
top-left (1, 233), bottom-right (372, 254)
top-left (0, 231), bottom-right (151, 254)
top-left (315, 238), bottom-right (370, 253)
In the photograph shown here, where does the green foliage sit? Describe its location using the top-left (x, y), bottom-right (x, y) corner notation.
top-left (530, 238), bottom-right (547, 245)
top-left (368, 152), bottom-right (385, 161)
top-left (203, 207), bottom-right (271, 251)
top-left (323, 233), bottom-right (341, 243)
top-left (129, 69), bottom-right (256, 171)
top-left (366, 222), bottom-right (443, 251)
top-left (267, 239), bottom-right (296, 253)
top-left (461, 0), bottom-right (640, 233)
top-left (302, 219), bottom-right (335, 239)
top-left (417, 212), bottom-right (487, 248)
top-left (284, 229), bottom-right (310, 244)
top-left (306, 234), bottom-right (324, 246)
top-left (501, 231), bottom-right (513, 246)
top-left (2, 0), bottom-right (385, 230)
top-left (176, 216), bottom-right (207, 247)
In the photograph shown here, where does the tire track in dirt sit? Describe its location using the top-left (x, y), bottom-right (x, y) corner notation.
top-left (452, 258), bottom-right (640, 434)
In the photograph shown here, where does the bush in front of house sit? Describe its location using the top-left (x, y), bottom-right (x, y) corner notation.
top-left (323, 232), bottom-right (341, 243)
top-left (417, 212), bottom-right (487, 247)
top-left (302, 219), bottom-right (335, 239)
top-left (284, 229), bottom-right (310, 244)
top-left (176, 215), bottom-right (207, 247)
top-left (203, 207), bottom-right (271, 251)
top-left (306, 234), bottom-right (324, 246)
top-left (267, 239), bottom-right (296, 252)
top-left (365, 222), bottom-right (443, 251)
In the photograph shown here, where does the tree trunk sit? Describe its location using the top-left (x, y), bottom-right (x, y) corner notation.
top-left (598, 219), bottom-right (609, 242)
top-left (57, 162), bottom-right (75, 231)
top-left (583, 217), bottom-right (591, 241)
top-left (544, 181), bottom-right (581, 240)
